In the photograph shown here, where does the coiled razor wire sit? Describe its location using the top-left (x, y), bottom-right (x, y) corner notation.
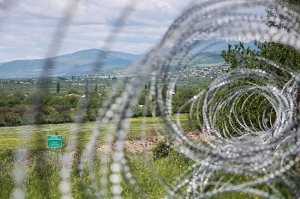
top-left (8, 0), bottom-right (300, 198)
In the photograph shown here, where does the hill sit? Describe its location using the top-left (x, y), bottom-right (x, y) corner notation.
top-left (0, 40), bottom-right (257, 78)
top-left (0, 49), bottom-right (141, 78)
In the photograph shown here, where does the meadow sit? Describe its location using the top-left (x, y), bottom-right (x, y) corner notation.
top-left (0, 115), bottom-right (195, 199)
top-left (0, 115), bottom-right (293, 199)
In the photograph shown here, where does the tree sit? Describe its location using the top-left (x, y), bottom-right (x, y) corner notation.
top-left (85, 76), bottom-right (89, 100)
top-left (221, 41), bottom-right (300, 85)
top-left (60, 110), bottom-right (74, 123)
top-left (112, 76), bottom-right (117, 81)
top-left (22, 113), bottom-right (35, 125)
top-left (132, 104), bottom-right (144, 117)
top-left (42, 93), bottom-right (56, 106)
top-left (221, 0), bottom-right (300, 84)
top-left (68, 88), bottom-right (78, 95)
top-left (62, 95), bottom-right (79, 108)
top-left (56, 82), bottom-right (60, 93)
top-left (0, 115), bottom-right (6, 126)
top-left (5, 113), bottom-right (22, 126)
top-left (0, 86), bottom-right (8, 98)
top-left (172, 87), bottom-right (198, 113)
top-left (14, 90), bottom-right (25, 100)
top-left (138, 89), bottom-right (149, 105)
top-left (219, 0), bottom-right (300, 137)
top-left (87, 91), bottom-right (102, 109)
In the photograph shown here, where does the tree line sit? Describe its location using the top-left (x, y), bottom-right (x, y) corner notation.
top-left (0, 88), bottom-right (101, 126)
top-left (0, 78), bottom-right (210, 126)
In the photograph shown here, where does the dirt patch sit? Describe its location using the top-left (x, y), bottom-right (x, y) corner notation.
top-left (97, 136), bottom-right (164, 153)
top-left (97, 133), bottom-right (214, 153)
top-left (186, 132), bottom-right (215, 142)
top-left (124, 136), bottom-right (165, 153)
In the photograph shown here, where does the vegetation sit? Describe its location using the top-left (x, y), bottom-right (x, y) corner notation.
top-left (218, 0), bottom-right (300, 137)
top-left (213, 2), bottom-right (300, 197)
top-left (0, 75), bottom-right (212, 126)
top-left (3, 1), bottom-right (300, 195)
top-left (0, 116), bottom-right (295, 198)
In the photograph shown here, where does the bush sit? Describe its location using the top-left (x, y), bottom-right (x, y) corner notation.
top-left (152, 139), bottom-right (192, 165)
top-left (84, 108), bottom-right (98, 122)
top-left (60, 111), bottom-right (73, 123)
top-left (0, 115), bottom-right (6, 126)
top-left (22, 113), bottom-right (35, 125)
top-left (35, 112), bottom-right (47, 124)
top-left (152, 139), bottom-right (173, 159)
top-left (132, 105), bottom-right (144, 117)
top-left (68, 88), bottom-right (79, 95)
top-left (5, 113), bottom-right (22, 126)
top-left (63, 95), bottom-right (79, 108)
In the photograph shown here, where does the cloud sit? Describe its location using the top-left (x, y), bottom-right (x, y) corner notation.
top-left (0, 0), bottom-right (191, 63)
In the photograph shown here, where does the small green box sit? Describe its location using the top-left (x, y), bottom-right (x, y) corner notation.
top-left (47, 135), bottom-right (62, 149)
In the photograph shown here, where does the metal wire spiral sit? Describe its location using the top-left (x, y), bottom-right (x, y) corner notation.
top-left (8, 0), bottom-right (300, 198)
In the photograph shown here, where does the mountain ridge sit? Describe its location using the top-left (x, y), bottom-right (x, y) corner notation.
top-left (0, 49), bottom-right (142, 78)
top-left (0, 40), bottom-right (257, 78)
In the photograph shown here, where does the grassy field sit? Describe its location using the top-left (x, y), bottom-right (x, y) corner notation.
top-left (0, 115), bottom-right (289, 199)
top-left (0, 115), bottom-right (193, 199)
top-left (0, 114), bottom-right (189, 149)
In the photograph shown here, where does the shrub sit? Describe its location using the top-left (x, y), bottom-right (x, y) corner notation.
top-left (60, 111), bottom-right (73, 123)
top-left (132, 105), bottom-right (143, 117)
top-left (22, 113), bottom-right (35, 125)
top-left (68, 88), bottom-right (79, 95)
top-left (63, 95), bottom-right (79, 108)
top-left (152, 139), bottom-right (173, 159)
top-left (0, 115), bottom-right (6, 126)
top-left (35, 112), bottom-right (47, 124)
top-left (5, 113), bottom-right (22, 126)
top-left (83, 108), bottom-right (98, 122)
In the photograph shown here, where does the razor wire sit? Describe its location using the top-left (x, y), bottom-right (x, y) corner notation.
top-left (8, 0), bottom-right (300, 198)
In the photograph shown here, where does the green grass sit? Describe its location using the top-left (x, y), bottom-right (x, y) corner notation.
top-left (0, 116), bottom-right (187, 199)
top-left (0, 115), bottom-right (189, 149)
top-left (0, 115), bottom-right (296, 199)
top-left (121, 149), bottom-right (193, 199)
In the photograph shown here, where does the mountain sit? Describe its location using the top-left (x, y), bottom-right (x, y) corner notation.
top-left (0, 40), bottom-right (258, 79)
top-left (0, 49), bottom-right (141, 78)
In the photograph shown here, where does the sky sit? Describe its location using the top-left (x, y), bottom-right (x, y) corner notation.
top-left (0, 0), bottom-right (191, 63)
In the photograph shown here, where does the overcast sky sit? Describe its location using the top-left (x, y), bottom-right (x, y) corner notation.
top-left (0, 0), bottom-right (192, 63)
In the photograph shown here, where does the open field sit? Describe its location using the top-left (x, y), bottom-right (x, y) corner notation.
top-left (0, 115), bottom-right (294, 199)
top-left (0, 115), bottom-right (189, 150)
top-left (0, 115), bottom-right (195, 199)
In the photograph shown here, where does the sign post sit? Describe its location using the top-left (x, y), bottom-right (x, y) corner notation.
top-left (47, 135), bottom-right (62, 148)
top-left (47, 135), bottom-right (63, 157)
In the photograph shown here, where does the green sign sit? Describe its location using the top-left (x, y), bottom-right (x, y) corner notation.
top-left (47, 135), bottom-right (62, 148)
